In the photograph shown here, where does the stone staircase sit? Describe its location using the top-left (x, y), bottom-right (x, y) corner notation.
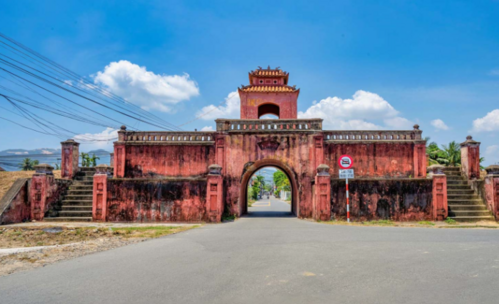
top-left (444, 167), bottom-right (494, 222)
top-left (45, 167), bottom-right (95, 222)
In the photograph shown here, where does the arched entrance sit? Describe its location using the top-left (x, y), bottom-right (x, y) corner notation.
top-left (258, 103), bottom-right (280, 118)
top-left (239, 159), bottom-right (298, 216)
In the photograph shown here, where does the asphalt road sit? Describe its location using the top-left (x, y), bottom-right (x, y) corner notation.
top-left (1, 198), bottom-right (499, 304)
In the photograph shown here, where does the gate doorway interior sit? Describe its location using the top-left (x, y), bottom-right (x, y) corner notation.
top-left (239, 160), bottom-right (298, 217)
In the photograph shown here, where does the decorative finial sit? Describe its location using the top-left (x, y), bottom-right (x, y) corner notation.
top-left (413, 124), bottom-right (420, 130)
top-left (120, 125), bottom-right (127, 131)
top-left (466, 135), bottom-right (472, 140)
top-left (267, 65), bottom-right (270, 69)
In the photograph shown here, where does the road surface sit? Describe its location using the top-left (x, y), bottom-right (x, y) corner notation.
top-left (1, 197), bottom-right (498, 303)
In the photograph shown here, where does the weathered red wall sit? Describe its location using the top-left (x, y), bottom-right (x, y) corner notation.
top-left (330, 179), bottom-right (433, 221)
top-left (325, 143), bottom-right (422, 178)
top-left (0, 179), bottom-right (30, 224)
top-left (106, 179), bottom-right (207, 222)
top-left (123, 145), bottom-right (215, 178)
top-left (484, 175), bottom-right (499, 220)
top-left (239, 92), bottom-right (298, 119)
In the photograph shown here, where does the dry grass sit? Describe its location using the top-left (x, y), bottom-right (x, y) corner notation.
top-left (0, 225), bottom-right (199, 248)
top-left (0, 170), bottom-right (61, 199)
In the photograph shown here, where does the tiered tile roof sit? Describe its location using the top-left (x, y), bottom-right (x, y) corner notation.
top-left (239, 85), bottom-right (298, 93)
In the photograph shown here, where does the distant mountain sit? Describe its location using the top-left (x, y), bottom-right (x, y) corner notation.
top-left (0, 148), bottom-right (61, 157)
top-left (87, 149), bottom-right (111, 155)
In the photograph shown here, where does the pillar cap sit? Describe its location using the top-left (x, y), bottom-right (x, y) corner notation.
top-left (34, 163), bottom-right (54, 175)
top-left (95, 164), bottom-right (112, 175)
top-left (120, 125), bottom-right (127, 131)
top-left (317, 164), bottom-right (330, 176)
top-left (460, 135), bottom-right (480, 147)
top-left (427, 164), bottom-right (445, 175)
top-left (413, 124), bottom-right (420, 130)
top-left (485, 165), bottom-right (499, 175)
top-left (208, 164), bottom-right (222, 175)
top-left (61, 139), bottom-right (80, 146)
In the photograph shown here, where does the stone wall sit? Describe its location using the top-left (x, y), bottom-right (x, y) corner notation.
top-left (106, 178), bottom-right (207, 222)
top-left (330, 179), bottom-right (433, 221)
top-left (0, 179), bottom-right (30, 224)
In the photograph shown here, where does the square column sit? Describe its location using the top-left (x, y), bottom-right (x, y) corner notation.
top-left (460, 136), bottom-right (481, 180)
top-left (61, 139), bottom-right (80, 179)
top-left (93, 165), bottom-right (111, 221)
top-left (114, 125), bottom-right (127, 178)
top-left (314, 164), bottom-right (331, 221)
top-left (428, 165), bottom-right (448, 221)
top-left (30, 164), bottom-right (54, 221)
top-left (484, 165), bottom-right (499, 220)
top-left (206, 164), bottom-right (223, 223)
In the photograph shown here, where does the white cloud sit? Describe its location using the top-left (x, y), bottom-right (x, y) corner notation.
top-left (430, 119), bottom-right (450, 131)
top-left (198, 91), bottom-right (240, 120)
top-left (93, 60), bottom-right (199, 112)
top-left (485, 145), bottom-right (499, 165)
top-left (200, 126), bottom-right (214, 131)
top-left (489, 69), bottom-right (499, 76)
top-left (73, 127), bottom-right (118, 151)
top-left (471, 109), bottom-right (499, 132)
top-left (298, 90), bottom-right (412, 130)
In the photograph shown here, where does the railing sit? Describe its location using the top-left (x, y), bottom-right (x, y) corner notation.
top-left (215, 119), bottom-right (323, 132)
top-left (118, 131), bottom-right (215, 143)
top-left (324, 128), bottom-right (423, 142)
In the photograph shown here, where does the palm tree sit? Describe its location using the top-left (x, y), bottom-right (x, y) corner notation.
top-left (441, 141), bottom-right (461, 167)
top-left (18, 158), bottom-right (39, 171)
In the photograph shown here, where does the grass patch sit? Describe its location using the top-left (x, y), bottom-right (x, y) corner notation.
top-left (362, 220), bottom-right (395, 226)
top-left (0, 170), bottom-right (61, 199)
top-left (222, 213), bottom-right (237, 222)
top-left (417, 221), bottom-right (435, 226)
top-left (110, 226), bottom-right (198, 238)
top-left (248, 199), bottom-right (255, 207)
top-left (445, 218), bottom-right (457, 225)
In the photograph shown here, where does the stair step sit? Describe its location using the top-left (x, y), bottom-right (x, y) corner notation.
top-left (449, 210), bottom-right (492, 217)
top-left (447, 185), bottom-right (471, 190)
top-left (448, 205), bottom-right (488, 211)
top-left (44, 217), bottom-right (92, 222)
top-left (447, 216), bottom-right (495, 222)
top-left (61, 206), bottom-right (93, 211)
top-left (447, 199), bottom-right (484, 205)
top-left (65, 195), bottom-right (93, 200)
top-left (448, 194), bottom-right (479, 199)
top-left (67, 190), bottom-right (93, 196)
top-left (79, 167), bottom-right (97, 172)
top-left (447, 180), bottom-right (468, 185)
top-left (447, 189), bottom-right (475, 194)
top-left (446, 176), bottom-right (464, 180)
top-left (57, 211), bottom-right (93, 217)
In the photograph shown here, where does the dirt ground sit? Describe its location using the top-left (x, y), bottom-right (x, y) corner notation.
top-left (0, 170), bottom-right (62, 199)
top-left (0, 222), bottom-right (199, 277)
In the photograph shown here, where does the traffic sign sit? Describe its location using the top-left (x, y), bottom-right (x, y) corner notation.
top-left (339, 169), bottom-right (354, 179)
top-left (338, 155), bottom-right (353, 169)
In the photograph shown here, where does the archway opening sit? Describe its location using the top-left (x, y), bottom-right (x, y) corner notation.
top-left (258, 103), bottom-right (280, 119)
top-left (243, 166), bottom-right (294, 217)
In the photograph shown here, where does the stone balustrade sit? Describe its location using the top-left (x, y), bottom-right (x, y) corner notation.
top-left (215, 119), bottom-right (323, 132)
top-left (119, 130), bottom-right (215, 143)
top-left (324, 125), bottom-right (423, 142)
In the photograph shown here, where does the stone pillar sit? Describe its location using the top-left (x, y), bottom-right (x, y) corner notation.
top-left (110, 153), bottom-right (114, 166)
top-left (314, 136), bottom-right (324, 170)
top-left (206, 164), bottom-right (223, 223)
top-left (61, 139), bottom-right (80, 179)
top-left (428, 164), bottom-right (448, 221)
top-left (215, 137), bottom-right (225, 175)
top-left (484, 165), bottom-right (499, 220)
top-left (30, 164), bottom-right (54, 221)
top-left (460, 135), bottom-right (481, 180)
top-left (93, 165), bottom-right (110, 222)
top-left (314, 164), bottom-right (331, 221)
top-left (413, 125), bottom-right (427, 178)
top-left (114, 125), bottom-right (127, 178)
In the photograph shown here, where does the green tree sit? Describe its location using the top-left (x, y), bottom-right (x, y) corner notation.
top-left (273, 170), bottom-right (291, 195)
top-left (18, 158), bottom-right (39, 171)
top-left (441, 141), bottom-right (461, 167)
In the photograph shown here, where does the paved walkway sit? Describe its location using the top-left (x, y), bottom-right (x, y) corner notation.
top-left (1, 201), bottom-right (499, 303)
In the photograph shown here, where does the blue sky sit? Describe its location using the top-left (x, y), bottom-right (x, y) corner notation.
top-left (0, 0), bottom-right (498, 164)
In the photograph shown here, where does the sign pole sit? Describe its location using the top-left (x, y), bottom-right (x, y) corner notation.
top-left (346, 176), bottom-right (350, 222)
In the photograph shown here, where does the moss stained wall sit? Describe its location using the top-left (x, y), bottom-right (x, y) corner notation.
top-left (331, 179), bottom-right (433, 221)
top-left (107, 179), bottom-right (207, 222)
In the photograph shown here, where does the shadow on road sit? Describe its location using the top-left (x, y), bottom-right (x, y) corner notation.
top-left (243, 211), bottom-right (295, 218)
